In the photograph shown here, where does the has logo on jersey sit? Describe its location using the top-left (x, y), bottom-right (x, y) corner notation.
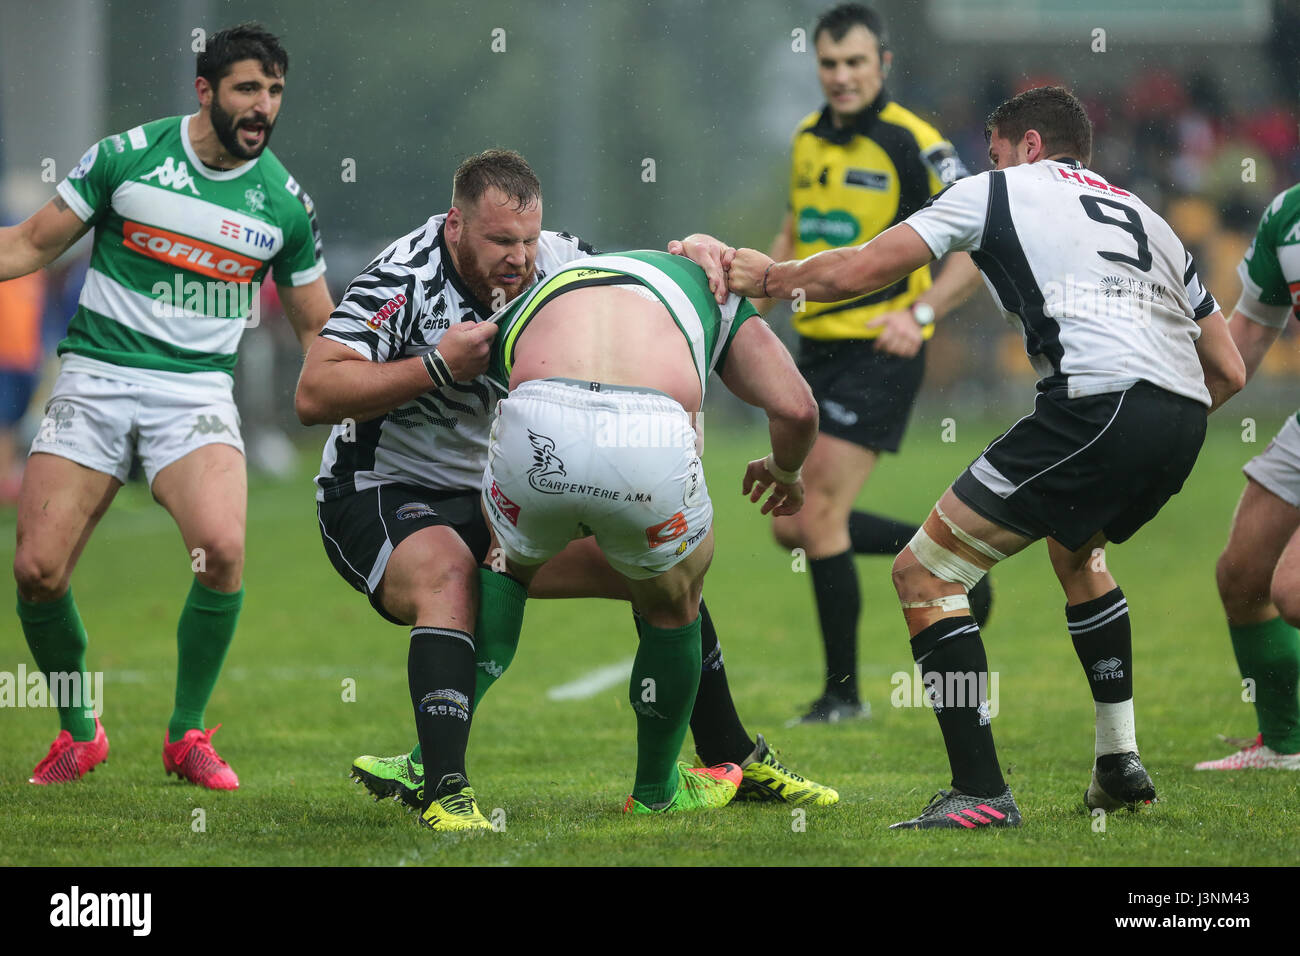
top-left (244, 186), bottom-right (266, 214)
top-left (1054, 167), bottom-right (1132, 198)
top-left (367, 293), bottom-right (408, 329)
top-left (124, 221), bottom-right (260, 281)
top-left (844, 169), bottom-right (889, 191)
top-left (797, 207), bottom-right (860, 245)
top-left (141, 157), bottom-right (200, 196)
top-left (218, 218), bottom-right (275, 251)
top-left (68, 145), bottom-right (99, 181)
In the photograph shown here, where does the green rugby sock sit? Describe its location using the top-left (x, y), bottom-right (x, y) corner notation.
top-left (1230, 616), bottom-right (1300, 753)
top-left (630, 615), bottom-right (702, 807)
top-left (18, 589), bottom-right (94, 740)
top-left (473, 569), bottom-right (527, 708)
top-left (169, 580), bottom-right (243, 740)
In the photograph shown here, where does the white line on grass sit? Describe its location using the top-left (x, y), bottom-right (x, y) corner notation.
top-left (545, 657), bottom-right (635, 701)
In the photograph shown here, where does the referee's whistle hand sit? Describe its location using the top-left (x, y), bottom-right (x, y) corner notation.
top-left (866, 310), bottom-right (923, 358)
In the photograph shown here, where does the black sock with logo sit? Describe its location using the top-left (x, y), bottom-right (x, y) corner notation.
top-left (1067, 588), bottom-right (1133, 705)
top-left (811, 550), bottom-right (860, 702)
top-left (408, 626), bottom-right (476, 799)
top-left (910, 616), bottom-right (1006, 797)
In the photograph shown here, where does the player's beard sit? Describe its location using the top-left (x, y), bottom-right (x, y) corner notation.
top-left (453, 239), bottom-right (535, 312)
top-left (210, 96), bottom-right (275, 161)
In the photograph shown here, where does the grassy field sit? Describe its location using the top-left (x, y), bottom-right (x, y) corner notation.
top-left (2, 408), bottom-right (1298, 867)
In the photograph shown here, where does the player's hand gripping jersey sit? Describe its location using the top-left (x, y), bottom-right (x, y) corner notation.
top-left (55, 115), bottom-right (324, 383)
top-left (314, 216), bottom-right (593, 499)
top-left (906, 159), bottom-right (1217, 405)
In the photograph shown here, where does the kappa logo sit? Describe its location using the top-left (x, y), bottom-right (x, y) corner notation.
top-left (186, 414), bottom-right (233, 440)
top-left (1091, 657), bottom-right (1125, 680)
top-left (141, 156), bottom-right (200, 196)
top-left (526, 431), bottom-right (567, 493)
top-left (646, 511), bottom-right (689, 548)
top-left (490, 481), bottom-right (520, 526)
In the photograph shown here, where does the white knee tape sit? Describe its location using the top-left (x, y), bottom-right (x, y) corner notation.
top-left (936, 503), bottom-right (1007, 563)
top-left (900, 594), bottom-right (971, 612)
top-left (907, 525), bottom-right (989, 591)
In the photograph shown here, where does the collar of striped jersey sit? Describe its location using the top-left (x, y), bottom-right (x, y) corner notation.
top-left (1052, 156), bottom-right (1084, 169)
top-left (809, 89), bottom-right (890, 146)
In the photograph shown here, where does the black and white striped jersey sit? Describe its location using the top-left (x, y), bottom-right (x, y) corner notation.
top-left (905, 159), bottom-right (1217, 406)
top-left (314, 214), bottom-right (595, 500)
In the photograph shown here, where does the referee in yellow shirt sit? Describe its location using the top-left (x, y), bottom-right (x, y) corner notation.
top-left (759, 3), bottom-right (992, 724)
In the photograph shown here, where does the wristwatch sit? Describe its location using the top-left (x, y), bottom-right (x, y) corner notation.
top-left (910, 302), bottom-right (936, 327)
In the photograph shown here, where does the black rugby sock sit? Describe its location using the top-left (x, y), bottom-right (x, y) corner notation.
top-left (811, 550), bottom-right (861, 702)
top-left (408, 627), bottom-right (476, 795)
top-left (910, 616), bottom-right (1006, 797)
top-left (689, 601), bottom-right (757, 766)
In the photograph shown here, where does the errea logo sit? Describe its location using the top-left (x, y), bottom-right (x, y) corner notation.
top-left (141, 157), bottom-right (199, 196)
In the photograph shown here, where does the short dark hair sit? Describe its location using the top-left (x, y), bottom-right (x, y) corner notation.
top-left (451, 149), bottom-right (542, 214)
top-left (813, 3), bottom-right (888, 52)
top-left (197, 22), bottom-right (288, 87)
top-left (985, 86), bottom-right (1093, 165)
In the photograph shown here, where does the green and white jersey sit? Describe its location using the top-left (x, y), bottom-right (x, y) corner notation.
top-left (1238, 184), bottom-right (1300, 330)
top-left (1236, 183), bottom-right (1300, 422)
top-left (55, 114), bottom-right (325, 383)
top-left (488, 249), bottom-right (757, 395)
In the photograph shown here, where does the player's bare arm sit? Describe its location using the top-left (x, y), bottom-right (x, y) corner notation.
top-left (1194, 310), bottom-right (1247, 412)
top-left (866, 251), bottom-right (983, 359)
top-left (277, 276), bottom-right (335, 354)
top-left (717, 318), bottom-right (819, 516)
top-left (727, 221), bottom-right (935, 305)
top-left (0, 196), bottom-right (91, 281)
top-left (294, 321), bottom-right (498, 425)
top-left (1228, 309), bottom-right (1286, 383)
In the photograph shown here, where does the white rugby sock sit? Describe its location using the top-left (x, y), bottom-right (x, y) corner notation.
top-left (1095, 699), bottom-right (1137, 757)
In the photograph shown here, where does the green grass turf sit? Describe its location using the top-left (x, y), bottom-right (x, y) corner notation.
top-left (2, 409), bottom-right (1298, 866)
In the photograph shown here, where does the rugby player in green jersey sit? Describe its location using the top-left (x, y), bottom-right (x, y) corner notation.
top-left (0, 23), bottom-right (332, 788)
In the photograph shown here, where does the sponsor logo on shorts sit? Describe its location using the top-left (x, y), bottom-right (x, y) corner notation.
top-left (527, 430), bottom-right (567, 493)
top-left (367, 292), bottom-right (408, 329)
top-left (489, 481), bottom-right (520, 526)
top-left (420, 688), bottom-right (470, 722)
top-left (186, 414), bottom-right (233, 440)
top-left (821, 399), bottom-right (858, 426)
top-left (645, 511), bottom-right (689, 548)
top-left (38, 401), bottom-right (76, 443)
top-left (395, 502), bottom-right (437, 520)
top-left (1090, 657), bottom-right (1125, 681)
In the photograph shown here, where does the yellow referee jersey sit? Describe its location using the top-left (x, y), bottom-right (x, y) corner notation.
top-left (788, 94), bottom-right (966, 340)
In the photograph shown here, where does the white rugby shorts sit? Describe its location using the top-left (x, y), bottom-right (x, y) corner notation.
top-left (481, 378), bottom-right (711, 579)
top-left (1243, 414), bottom-right (1300, 509)
top-left (29, 359), bottom-right (244, 487)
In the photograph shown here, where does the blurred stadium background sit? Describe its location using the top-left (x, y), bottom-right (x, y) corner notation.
top-left (4, 0), bottom-right (1300, 484)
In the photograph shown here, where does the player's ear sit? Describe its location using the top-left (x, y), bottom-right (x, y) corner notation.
top-left (881, 51), bottom-right (893, 78)
top-left (195, 76), bottom-right (212, 107)
top-left (445, 205), bottom-right (463, 242)
top-left (1024, 129), bottom-right (1043, 163)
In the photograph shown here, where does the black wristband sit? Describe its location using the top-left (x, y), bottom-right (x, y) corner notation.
top-left (422, 350), bottom-right (453, 388)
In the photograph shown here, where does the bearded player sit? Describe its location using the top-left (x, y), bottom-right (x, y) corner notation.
top-left (2, 23), bottom-right (332, 789)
